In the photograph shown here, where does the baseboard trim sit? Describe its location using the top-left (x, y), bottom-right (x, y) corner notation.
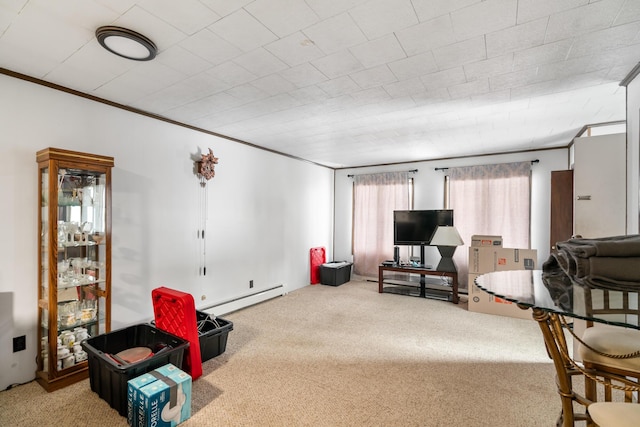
top-left (200, 285), bottom-right (286, 316)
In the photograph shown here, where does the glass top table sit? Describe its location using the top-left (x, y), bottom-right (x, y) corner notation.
top-left (474, 269), bottom-right (640, 427)
top-left (475, 269), bottom-right (640, 330)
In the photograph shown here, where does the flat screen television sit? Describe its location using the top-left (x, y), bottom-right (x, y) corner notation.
top-left (393, 209), bottom-right (454, 246)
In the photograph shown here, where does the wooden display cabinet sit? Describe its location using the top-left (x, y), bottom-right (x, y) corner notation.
top-left (36, 148), bottom-right (114, 391)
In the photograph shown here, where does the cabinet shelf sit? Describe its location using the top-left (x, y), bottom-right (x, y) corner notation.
top-left (58, 241), bottom-right (101, 248)
top-left (57, 276), bottom-right (106, 289)
top-left (57, 318), bottom-right (99, 333)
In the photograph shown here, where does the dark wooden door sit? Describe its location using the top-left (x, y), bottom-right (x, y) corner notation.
top-left (550, 170), bottom-right (574, 252)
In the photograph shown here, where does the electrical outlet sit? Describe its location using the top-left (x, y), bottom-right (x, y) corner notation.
top-left (13, 335), bottom-right (26, 353)
top-left (249, 279), bottom-right (253, 288)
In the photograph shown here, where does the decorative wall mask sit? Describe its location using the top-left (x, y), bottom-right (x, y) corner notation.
top-left (197, 148), bottom-right (219, 181)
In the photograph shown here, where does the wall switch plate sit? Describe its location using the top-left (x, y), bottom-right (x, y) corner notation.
top-left (13, 335), bottom-right (26, 352)
top-left (249, 279), bottom-right (254, 288)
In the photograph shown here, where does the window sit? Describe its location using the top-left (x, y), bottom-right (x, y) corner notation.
top-left (446, 162), bottom-right (532, 288)
top-left (352, 172), bottom-right (411, 277)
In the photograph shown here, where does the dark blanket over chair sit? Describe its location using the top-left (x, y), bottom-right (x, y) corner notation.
top-left (544, 235), bottom-right (640, 293)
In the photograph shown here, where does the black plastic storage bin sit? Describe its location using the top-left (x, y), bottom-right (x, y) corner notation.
top-left (320, 261), bottom-right (352, 286)
top-left (196, 311), bottom-right (233, 362)
top-left (82, 323), bottom-right (189, 417)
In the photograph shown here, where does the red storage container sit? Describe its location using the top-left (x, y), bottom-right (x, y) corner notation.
top-left (152, 287), bottom-right (202, 380)
top-left (310, 247), bottom-right (326, 284)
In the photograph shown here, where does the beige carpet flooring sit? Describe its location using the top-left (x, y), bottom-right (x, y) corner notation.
top-left (1, 278), bottom-right (564, 426)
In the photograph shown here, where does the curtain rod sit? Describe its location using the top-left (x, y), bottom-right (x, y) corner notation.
top-left (435, 159), bottom-right (539, 171)
top-left (347, 169), bottom-right (417, 178)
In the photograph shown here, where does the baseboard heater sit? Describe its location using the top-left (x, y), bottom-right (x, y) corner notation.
top-left (199, 284), bottom-right (286, 316)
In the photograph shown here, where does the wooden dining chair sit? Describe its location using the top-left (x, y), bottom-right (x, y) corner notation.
top-left (577, 287), bottom-right (640, 404)
top-left (588, 402), bottom-right (640, 427)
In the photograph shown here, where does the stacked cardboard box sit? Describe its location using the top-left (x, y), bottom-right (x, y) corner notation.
top-left (470, 235), bottom-right (503, 247)
top-left (127, 363), bottom-right (192, 427)
top-left (468, 235), bottom-right (537, 320)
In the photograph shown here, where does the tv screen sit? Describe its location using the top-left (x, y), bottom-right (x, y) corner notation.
top-left (393, 209), bottom-right (454, 245)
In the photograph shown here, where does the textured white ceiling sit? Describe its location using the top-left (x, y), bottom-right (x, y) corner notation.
top-left (1, 0), bottom-right (638, 168)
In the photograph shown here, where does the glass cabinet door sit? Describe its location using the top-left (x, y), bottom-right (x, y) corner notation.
top-left (36, 148), bottom-right (114, 392)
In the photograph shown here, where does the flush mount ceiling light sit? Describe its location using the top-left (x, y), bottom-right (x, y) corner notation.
top-left (95, 26), bottom-right (157, 61)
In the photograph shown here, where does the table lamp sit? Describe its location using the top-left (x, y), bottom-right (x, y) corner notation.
top-left (430, 226), bottom-right (464, 272)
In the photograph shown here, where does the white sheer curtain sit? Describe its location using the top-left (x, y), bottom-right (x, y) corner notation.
top-left (448, 161), bottom-right (531, 288)
top-left (353, 172), bottom-right (410, 277)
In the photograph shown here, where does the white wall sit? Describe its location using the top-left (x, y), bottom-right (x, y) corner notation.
top-left (2, 68), bottom-right (636, 391)
top-left (0, 74), bottom-right (334, 390)
top-left (334, 149), bottom-right (570, 274)
top-left (627, 73), bottom-right (640, 234)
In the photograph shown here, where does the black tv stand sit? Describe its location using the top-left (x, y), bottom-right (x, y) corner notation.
top-left (378, 264), bottom-right (459, 304)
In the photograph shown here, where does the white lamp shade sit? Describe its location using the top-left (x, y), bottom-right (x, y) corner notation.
top-left (430, 226), bottom-right (464, 246)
